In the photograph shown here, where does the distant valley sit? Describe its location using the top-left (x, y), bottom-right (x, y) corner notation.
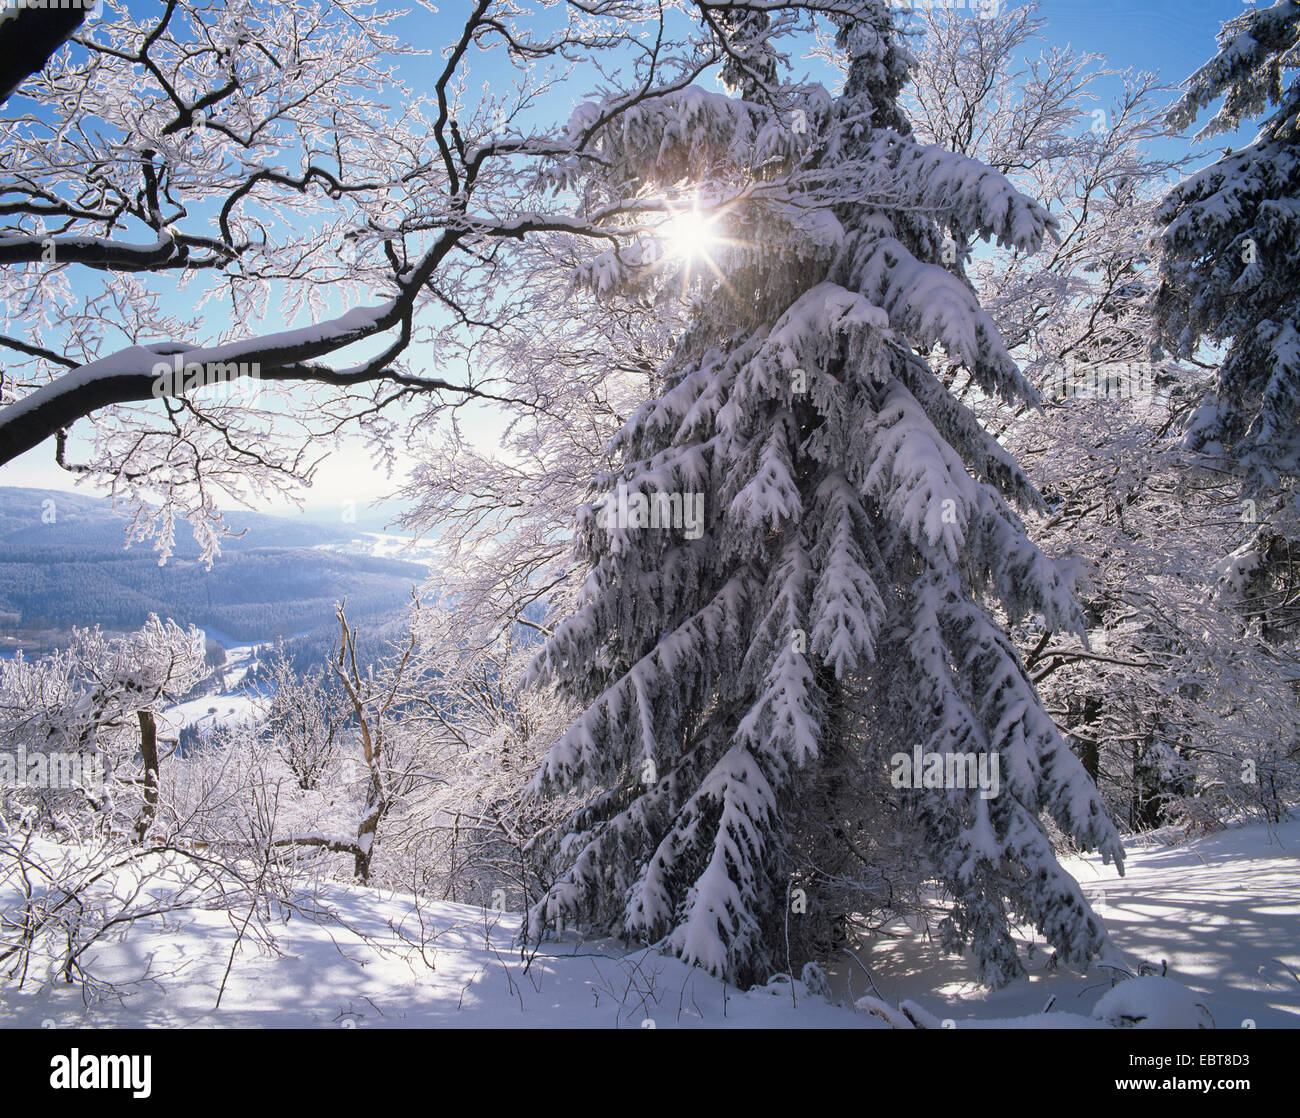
top-left (0, 487), bottom-right (434, 659)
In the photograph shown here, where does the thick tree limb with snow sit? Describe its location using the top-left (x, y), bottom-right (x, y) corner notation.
top-left (0, 0), bottom-right (722, 559)
top-left (0, 3), bottom-right (89, 107)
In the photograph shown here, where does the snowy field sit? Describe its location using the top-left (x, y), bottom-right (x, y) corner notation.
top-left (158, 644), bottom-right (264, 736)
top-left (2, 818), bottom-right (1295, 1029)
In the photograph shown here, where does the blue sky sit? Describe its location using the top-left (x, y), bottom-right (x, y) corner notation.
top-left (0, 0), bottom-right (1263, 526)
top-left (1037, 0), bottom-right (1247, 76)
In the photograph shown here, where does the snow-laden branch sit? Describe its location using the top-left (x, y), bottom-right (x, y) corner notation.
top-left (0, 3), bottom-right (89, 106)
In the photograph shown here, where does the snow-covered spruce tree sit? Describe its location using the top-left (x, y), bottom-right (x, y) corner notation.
top-left (524, 1), bottom-right (1124, 987)
top-left (901, 5), bottom-right (1300, 836)
top-left (1155, 2), bottom-right (1300, 530)
top-left (1156, 0), bottom-right (1300, 484)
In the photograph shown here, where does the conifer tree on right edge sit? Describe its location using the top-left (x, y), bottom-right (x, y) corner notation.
top-left (1156, 0), bottom-right (1300, 492)
top-left (1155, 0), bottom-right (1300, 634)
top-left (525, 0), bottom-right (1125, 988)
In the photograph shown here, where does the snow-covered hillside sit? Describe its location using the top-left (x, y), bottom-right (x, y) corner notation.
top-left (312, 533), bottom-right (440, 565)
top-left (3, 819), bottom-right (1295, 1029)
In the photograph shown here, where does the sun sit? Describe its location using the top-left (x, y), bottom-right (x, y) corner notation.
top-left (659, 205), bottom-right (722, 264)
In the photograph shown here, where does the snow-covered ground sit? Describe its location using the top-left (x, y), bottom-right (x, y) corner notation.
top-left (312, 533), bottom-right (440, 565)
top-left (158, 643), bottom-right (265, 736)
top-left (157, 691), bottom-right (264, 736)
top-left (2, 819), bottom-right (1296, 1028)
top-left (851, 819), bottom-right (1300, 1029)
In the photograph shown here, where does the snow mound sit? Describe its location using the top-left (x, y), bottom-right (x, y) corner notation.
top-left (1092, 977), bottom-right (1215, 1029)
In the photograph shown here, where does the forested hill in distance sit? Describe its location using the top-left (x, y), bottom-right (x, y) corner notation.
top-left (0, 487), bottom-right (431, 656)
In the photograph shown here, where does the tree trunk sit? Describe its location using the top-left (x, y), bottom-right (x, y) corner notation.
top-left (1071, 694), bottom-right (1103, 784)
top-left (134, 709), bottom-right (159, 843)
